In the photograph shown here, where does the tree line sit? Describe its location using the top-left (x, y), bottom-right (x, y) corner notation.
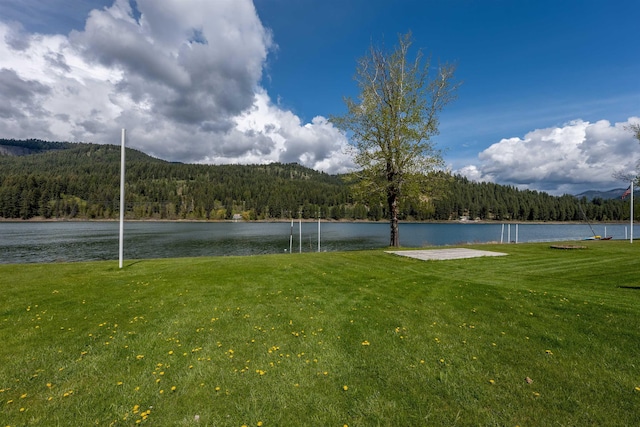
top-left (0, 139), bottom-right (632, 222)
top-left (433, 175), bottom-right (628, 222)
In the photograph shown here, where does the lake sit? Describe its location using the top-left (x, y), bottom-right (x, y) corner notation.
top-left (0, 221), bottom-right (632, 264)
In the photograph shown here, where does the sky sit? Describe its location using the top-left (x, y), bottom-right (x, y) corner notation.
top-left (0, 0), bottom-right (638, 195)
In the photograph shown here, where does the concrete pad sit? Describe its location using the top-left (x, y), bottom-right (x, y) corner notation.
top-left (386, 248), bottom-right (508, 261)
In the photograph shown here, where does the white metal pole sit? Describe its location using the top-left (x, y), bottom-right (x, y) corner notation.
top-left (515, 224), bottom-right (518, 244)
top-left (317, 211), bottom-right (321, 252)
top-left (500, 224), bottom-right (504, 244)
top-left (508, 224), bottom-right (511, 243)
top-left (631, 180), bottom-right (634, 244)
top-left (299, 212), bottom-right (302, 253)
top-left (289, 219), bottom-right (293, 253)
top-left (119, 129), bottom-right (126, 269)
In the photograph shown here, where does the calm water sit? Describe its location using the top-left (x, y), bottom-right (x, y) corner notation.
top-left (0, 221), bottom-right (632, 264)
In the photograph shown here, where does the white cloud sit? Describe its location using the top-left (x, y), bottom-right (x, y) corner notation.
top-left (457, 117), bottom-right (640, 195)
top-left (203, 90), bottom-right (353, 173)
top-left (0, 0), bottom-right (353, 174)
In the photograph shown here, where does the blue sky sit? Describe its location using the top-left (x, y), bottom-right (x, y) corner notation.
top-left (0, 0), bottom-right (638, 194)
top-left (255, 0), bottom-right (639, 169)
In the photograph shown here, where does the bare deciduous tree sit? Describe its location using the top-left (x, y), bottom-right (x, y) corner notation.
top-left (614, 123), bottom-right (640, 183)
top-left (332, 32), bottom-right (458, 246)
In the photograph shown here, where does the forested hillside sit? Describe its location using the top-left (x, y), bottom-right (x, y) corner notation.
top-left (0, 139), bottom-right (631, 221)
top-left (435, 176), bottom-right (628, 222)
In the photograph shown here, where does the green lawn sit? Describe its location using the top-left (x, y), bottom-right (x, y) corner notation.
top-left (2, 241), bottom-right (640, 426)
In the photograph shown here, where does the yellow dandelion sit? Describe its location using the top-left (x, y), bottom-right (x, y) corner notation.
top-left (361, 340), bottom-right (370, 346)
top-left (257, 422), bottom-right (263, 427)
top-left (545, 350), bottom-right (553, 355)
top-left (489, 379), bottom-right (495, 385)
top-left (342, 385), bottom-right (348, 391)
top-left (171, 386), bottom-right (177, 392)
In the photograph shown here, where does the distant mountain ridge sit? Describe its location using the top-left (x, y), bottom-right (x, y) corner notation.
top-left (0, 139), bottom-right (72, 157)
top-left (0, 138), bottom-right (630, 222)
top-left (1, 138), bottom-right (632, 202)
top-left (575, 188), bottom-right (636, 200)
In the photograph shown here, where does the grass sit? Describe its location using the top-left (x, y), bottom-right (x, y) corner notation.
top-left (1, 241), bottom-right (640, 426)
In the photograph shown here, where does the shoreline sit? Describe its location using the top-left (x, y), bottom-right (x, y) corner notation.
top-left (0, 217), bottom-right (630, 225)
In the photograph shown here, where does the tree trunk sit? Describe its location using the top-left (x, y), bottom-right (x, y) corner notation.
top-left (388, 191), bottom-right (400, 247)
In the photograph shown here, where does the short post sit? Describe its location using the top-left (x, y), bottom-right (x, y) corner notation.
top-left (299, 211), bottom-right (302, 253)
top-left (289, 218), bottom-right (293, 253)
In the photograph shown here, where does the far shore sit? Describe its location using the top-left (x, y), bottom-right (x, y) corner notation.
top-left (0, 216), bottom-right (628, 225)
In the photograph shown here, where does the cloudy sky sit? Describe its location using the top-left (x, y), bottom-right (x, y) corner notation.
top-left (0, 0), bottom-right (638, 195)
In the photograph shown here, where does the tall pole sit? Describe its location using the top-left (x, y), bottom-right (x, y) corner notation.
top-left (631, 180), bottom-right (634, 244)
top-left (317, 210), bottom-right (321, 252)
top-left (299, 210), bottom-right (302, 253)
top-left (289, 218), bottom-right (293, 253)
top-left (119, 129), bottom-right (126, 268)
